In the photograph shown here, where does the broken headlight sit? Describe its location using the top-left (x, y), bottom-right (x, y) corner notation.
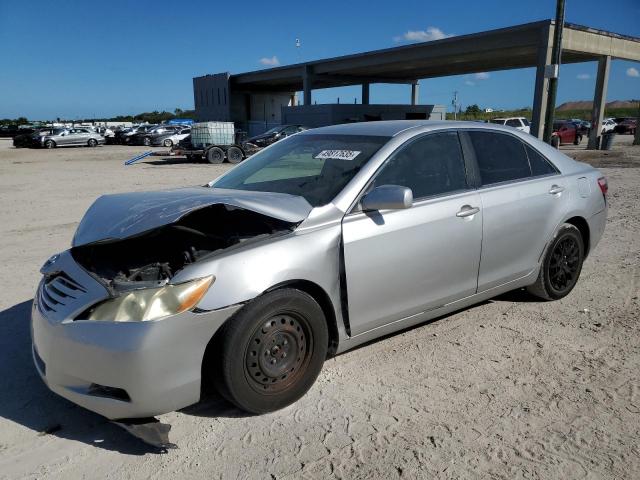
top-left (83, 276), bottom-right (214, 322)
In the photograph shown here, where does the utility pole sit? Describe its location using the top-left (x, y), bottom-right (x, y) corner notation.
top-left (634, 99), bottom-right (640, 146)
top-left (452, 91), bottom-right (459, 120)
top-left (543, 0), bottom-right (565, 143)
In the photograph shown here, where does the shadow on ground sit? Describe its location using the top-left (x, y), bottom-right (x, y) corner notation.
top-left (0, 301), bottom-right (159, 454)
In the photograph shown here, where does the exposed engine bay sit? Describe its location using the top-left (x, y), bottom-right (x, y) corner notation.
top-left (72, 204), bottom-right (294, 292)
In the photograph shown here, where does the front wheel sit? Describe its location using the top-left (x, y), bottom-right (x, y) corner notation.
top-left (143, 137), bottom-right (151, 146)
top-left (44, 140), bottom-right (55, 149)
top-left (211, 288), bottom-right (328, 414)
top-left (163, 139), bottom-right (173, 147)
top-left (206, 146), bottom-right (225, 164)
top-left (527, 223), bottom-right (584, 300)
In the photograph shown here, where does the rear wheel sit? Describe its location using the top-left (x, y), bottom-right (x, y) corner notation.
top-left (44, 140), bottom-right (55, 149)
top-left (206, 146), bottom-right (225, 164)
top-left (227, 146), bottom-right (244, 164)
top-left (527, 223), bottom-right (584, 300)
top-left (211, 288), bottom-right (328, 414)
top-left (143, 137), bottom-right (151, 146)
top-left (87, 138), bottom-right (98, 147)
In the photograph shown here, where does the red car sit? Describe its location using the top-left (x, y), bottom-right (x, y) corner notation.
top-left (615, 118), bottom-right (637, 135)
top-left (552, 121), bottom-right (581, 146)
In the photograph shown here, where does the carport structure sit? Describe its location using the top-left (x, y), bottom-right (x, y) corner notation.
top-left (225, 20), bottom-right (640, 146)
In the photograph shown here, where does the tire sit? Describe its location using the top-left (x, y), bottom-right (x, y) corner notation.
top-left (211, 288), bottom-right (328, 414)
top-left (143, 137), bottom-right (151, 146)
top-left (163, 138), bottom-right (173, 147)
top-left (551, 136), bottom-right (560, 148)
top-left (44, 140), bottom-right (55, 149)
top-left (206, 146), bottom-right (225, 164)
top-left (87, 138), bottom-right (98, 147)
top-left (526, 223), bottom-right (584, 301)
top-left (227, 146), bottom-right (244, 164)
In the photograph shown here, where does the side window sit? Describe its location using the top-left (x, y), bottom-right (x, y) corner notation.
top-left (373, 132), bottom-right (468, 199)
top-left (521, 118), bottom-right (530, 126)
top-left (506, 119), bottom-right (521, 128)
top-left (468, 131), bottom-right (531, 185)
top-left (526, 145), bottom-right (557, 176)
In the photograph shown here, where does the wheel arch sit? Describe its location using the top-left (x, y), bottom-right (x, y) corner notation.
top-left (265, 280), bottom-right (340, 356)
top-left (564, 215), bottom-right (590, 256)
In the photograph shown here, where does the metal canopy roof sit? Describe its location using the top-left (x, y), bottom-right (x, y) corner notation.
top-left (223, 20), bottom-right (640, 92)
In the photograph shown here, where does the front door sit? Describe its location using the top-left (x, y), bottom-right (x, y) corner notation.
top-left (342, 131), bottom-right (483, 336)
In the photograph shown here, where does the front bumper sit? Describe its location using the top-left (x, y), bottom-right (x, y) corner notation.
top-left (31, 265), bottom-right (241, 419)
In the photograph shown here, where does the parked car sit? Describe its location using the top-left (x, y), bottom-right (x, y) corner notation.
top-left (151, 127), bottom-right (191, 147)
top-left (119, 125), bottom-right (158, 144)
top-left (12, 128), bottom-right (55, 148)
top-left (568, 119), bottom-right (591, 136)
top-left (552, 121), bottom-right (581, 146)
top-left (247, 124), bottom-right (308, 147)
top-left (38, 128), bottom-right (105, 148)
top-left (128, 125), bottom-right (182, 146)
top-left (615, 118), bottom-right (637, 135)
top-left (601, 118), bottom-right (617, 134)
top-left (32, 121), bottom-right (607, 424)
top-left (489, 117), bottom-right (531, 134)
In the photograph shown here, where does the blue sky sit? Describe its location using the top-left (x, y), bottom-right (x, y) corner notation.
top-left (1, 0), bottom-right (638, 119)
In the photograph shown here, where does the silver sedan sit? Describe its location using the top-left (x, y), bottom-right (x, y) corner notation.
top-left (32, 121), bottom-right (607, 420)
top-left (39, 128), bottom-right (105, 148)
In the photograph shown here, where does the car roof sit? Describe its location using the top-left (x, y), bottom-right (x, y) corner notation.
top-left (302, 120), bottom-right (461, 137)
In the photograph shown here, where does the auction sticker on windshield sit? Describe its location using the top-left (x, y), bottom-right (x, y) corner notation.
top-left (314, 150), bottom-right (361, 161)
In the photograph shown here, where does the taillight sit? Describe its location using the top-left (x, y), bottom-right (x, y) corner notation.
top-left (597, 177), bottom-right (608, 196)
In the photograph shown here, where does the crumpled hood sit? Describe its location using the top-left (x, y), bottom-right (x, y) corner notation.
top-left (72, 187), bottom-right (312, 246)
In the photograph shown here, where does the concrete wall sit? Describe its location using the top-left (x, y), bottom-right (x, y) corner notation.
top-left (281, 104), bottom-right (446, 128)
top-left (193, 73), bottom-right (232, 121)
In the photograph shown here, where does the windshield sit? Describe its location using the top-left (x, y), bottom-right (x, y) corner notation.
top-left (212, 134), bottom-right (390, 207)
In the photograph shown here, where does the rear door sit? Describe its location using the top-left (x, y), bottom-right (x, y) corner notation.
top-left (342, 131), bottom-right (483, 335)
top-left (465, 130), bottom-right (568, 291)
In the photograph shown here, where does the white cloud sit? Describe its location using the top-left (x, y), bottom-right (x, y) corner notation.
top-left (394, 26), bottom-right (453, 43)
top-left (474, 72), bottom-right (490, 80)
top-left (465, 80), bottom-right (476, 86)
top-left (259, 56), bottom-right (280, 67)
top-left (577, 73), bottom-right (590, 80)
top-left (627, 67), bottom-right (640, 78)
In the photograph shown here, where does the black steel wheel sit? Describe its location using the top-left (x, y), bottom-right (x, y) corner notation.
top-left (44, 140), bottom-right (55, 149)
top-left (527, 223), bottom-right (584, 300)
top-left (87, 138), bottom-right (98, 147)
top-left (210, 288), bottom-right (328, 414)
top-left (227, 146), bottom-right (244, 164)
top-left (206, 146), bottom-right (225, 164)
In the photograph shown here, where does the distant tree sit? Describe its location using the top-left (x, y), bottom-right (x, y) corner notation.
top-left (15, 116), bottom-right (29, 125)
top-left (465, 105), bottom-right (481, 117)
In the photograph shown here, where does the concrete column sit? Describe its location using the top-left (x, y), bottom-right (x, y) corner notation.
top-left (302, 65), bottom-right (313, 106)
top-left (362, 83), bottom-right (370, 105)
top-left (531, 27), bottom-right (553, 139)
top-left (587, 55), bottom-right (611, 150)
top-left (411, 81), bottom-right (419, 105)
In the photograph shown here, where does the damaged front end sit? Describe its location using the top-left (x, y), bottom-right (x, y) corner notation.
top-left (72, 203), bottom-right (296, 299)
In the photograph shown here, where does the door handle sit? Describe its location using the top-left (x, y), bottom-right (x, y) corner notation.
top-left (549, 185), bottom-right (565, 195)
top-left (456, 205), bottom-right (480, 218)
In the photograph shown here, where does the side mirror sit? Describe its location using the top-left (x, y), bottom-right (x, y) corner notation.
top-left (361, 185), bottom-right (413, 211)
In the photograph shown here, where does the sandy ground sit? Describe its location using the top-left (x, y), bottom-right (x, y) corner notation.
top-left (0, 136), bottom-right (638, 479)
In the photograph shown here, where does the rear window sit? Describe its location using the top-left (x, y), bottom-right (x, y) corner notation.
top-left (526, 145), bottom-right (557, 176)
top-left (468, 131), bottom-right (531, 185)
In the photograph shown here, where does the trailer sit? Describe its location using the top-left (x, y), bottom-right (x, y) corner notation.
top-left (172, 121), bottom-right (258, 164)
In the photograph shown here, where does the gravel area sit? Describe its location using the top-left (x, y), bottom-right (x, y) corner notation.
top-left (0, 137), bottom-right (638, 479)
